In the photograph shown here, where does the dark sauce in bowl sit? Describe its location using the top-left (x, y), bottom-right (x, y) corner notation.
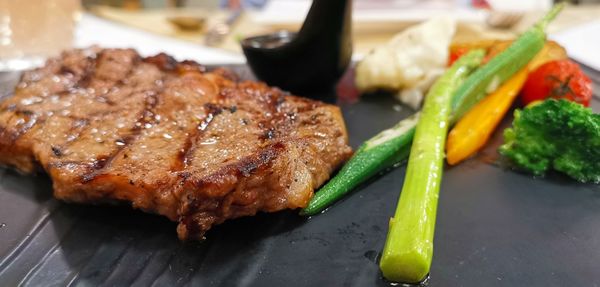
top-left (242, 31), bottom-right (296, 49)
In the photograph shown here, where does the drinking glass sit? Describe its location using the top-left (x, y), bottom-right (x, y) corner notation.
top-left (0, 0), bottom-right (81, 71)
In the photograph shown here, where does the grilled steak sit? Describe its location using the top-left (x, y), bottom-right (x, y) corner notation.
top-left (0, 48), bottom-right (352, 240)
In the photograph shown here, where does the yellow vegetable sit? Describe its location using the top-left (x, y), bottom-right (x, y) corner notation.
top-left (446, 68), bottom-right (529, 165)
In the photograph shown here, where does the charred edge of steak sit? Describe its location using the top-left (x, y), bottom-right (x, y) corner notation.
top-left (178, 142), bottom-right (286, 240)
top-left (144, 53), bottom-right (206, 75)
top-left (144, 53), bottom-right (179, 71)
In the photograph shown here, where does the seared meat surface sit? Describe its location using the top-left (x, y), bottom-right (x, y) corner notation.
top-left (0, 48), bottom-right (352, 240)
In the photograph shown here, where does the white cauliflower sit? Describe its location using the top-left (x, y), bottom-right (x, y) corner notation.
top-left (355, 17), bottom-right (456, 109)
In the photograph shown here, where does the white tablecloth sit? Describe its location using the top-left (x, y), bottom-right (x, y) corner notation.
top-left (75, 13), bottom-right (245, 65)
top-left (551, 20), bottom-right (600, 72)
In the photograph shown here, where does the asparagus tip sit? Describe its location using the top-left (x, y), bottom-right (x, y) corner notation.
top-left (536, 2), bottom-right (565, 30)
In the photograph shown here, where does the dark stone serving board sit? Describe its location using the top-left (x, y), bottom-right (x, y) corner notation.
top-left (0, 65), bottom-right (599, 287)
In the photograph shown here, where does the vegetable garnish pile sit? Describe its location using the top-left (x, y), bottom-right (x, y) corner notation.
top-left (304, 2), bottom-right (598, 284)
top-left (303, 4), bottom-right (565, 216)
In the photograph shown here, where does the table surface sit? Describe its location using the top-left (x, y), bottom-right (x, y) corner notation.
top-left (91, 4), bottom-right (600, 56)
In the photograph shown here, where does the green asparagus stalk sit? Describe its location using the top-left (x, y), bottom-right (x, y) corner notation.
top-left (378, 51), bottom-right (484, 283)
top-left (301, 4), bottom-right (564, 216)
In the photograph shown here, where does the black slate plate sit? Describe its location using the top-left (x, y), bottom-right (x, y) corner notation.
top-left (1, 65), bottom-right (599, 287)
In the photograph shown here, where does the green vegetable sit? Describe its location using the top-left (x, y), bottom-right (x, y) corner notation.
top-left (300, 113), bottom-right (418, 215)
top-left (500, 99), bottom-right (600, 183)
top-left (301, 5), bottom-right (564, 216)
top-left (451, 3), bottom-right (564, 121)
top-left (377, 49), bottom-right (481, 284)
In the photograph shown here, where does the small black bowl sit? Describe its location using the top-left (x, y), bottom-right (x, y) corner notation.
top-left (241, 31), bottom-right (296, 50)
top-left (241, 0), bottom-right (352, 95)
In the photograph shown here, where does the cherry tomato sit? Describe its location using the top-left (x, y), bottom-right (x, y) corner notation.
top-left (448, 47), bottom-right (470, 66)
top-left (521, 59), bottom-right (593, 107)
top-left (448, 43), bottom-right (504, 66)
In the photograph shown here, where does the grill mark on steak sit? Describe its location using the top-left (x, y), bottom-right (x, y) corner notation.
top-left (218, 84), bottom-right (288, 142)
top-left (260, 93), bottom-right (286, 141)
top-left (0, 81), bottom-right (91, 146)
top-left (0, 50), bottom-right (110, 150)
top-left (174, 103), bottom-right (224, 171)
top-left (77, 56), bottom-right (98, 88)
top-left (1, 111), bottom-right (43, 146)
top-left (257, 89), bottom-right (290, 141)
top-left (5, 107), bottom-right (110, 161)
top-left (49, 50), bottom-right (156, 182)
top-left (51, 117), bottom-right (90, 151)
top-left (94, 55), bottom-right (141, 108)
top-left (179, 141), bottom-right (286, 238)
top-left (47, 97), bottom-right (134, 167)
top-left (72, 54), bottom-right (97, 88)
top-left (80, 90), bottom-right (160, 183)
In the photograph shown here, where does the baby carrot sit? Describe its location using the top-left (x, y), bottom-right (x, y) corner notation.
top-left (446, 67), bottom-right (529, 165)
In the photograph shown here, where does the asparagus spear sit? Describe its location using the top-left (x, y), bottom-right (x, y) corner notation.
top-left (301, 4), bottom-right (564, 216)
top-left (378, 51), bottom-right (484, 283)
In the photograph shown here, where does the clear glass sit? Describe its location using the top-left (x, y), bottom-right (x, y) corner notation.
top-left (0, 0), bottom-right (81, 71)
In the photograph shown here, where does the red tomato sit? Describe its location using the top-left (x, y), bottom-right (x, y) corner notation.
top-left (448, 47), bottom-right (470, 66)
top-left (448, 46), bottom-right (496, 66)
top-left (521, 60), bottom-right (593, 107)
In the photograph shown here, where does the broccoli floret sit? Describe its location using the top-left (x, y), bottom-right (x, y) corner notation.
top-left (499, 99), bottom-right (600, 183)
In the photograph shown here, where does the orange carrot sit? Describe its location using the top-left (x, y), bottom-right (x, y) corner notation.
top-left (446, 67), bottom-right (529, 165)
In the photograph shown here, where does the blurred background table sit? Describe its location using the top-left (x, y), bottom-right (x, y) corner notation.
top-left (83, 0), bottom-right (600, 58)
